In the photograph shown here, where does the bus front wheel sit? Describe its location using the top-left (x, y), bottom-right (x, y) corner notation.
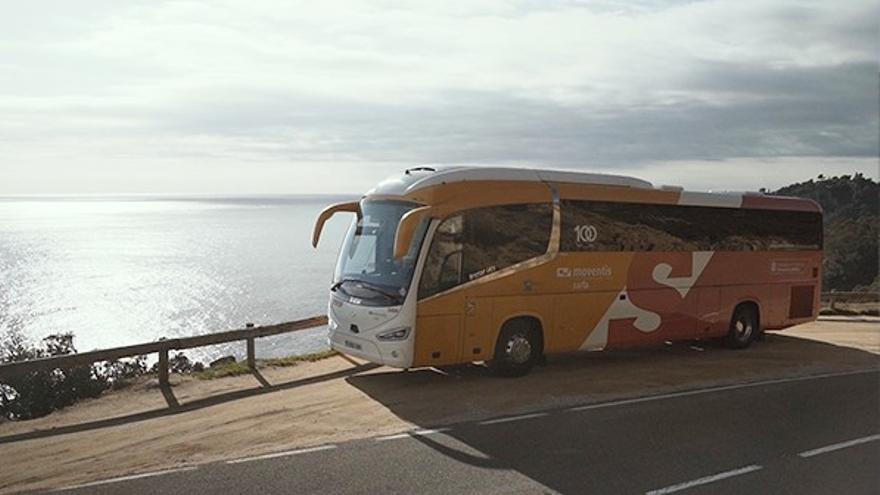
top-left (489, 320), bottom-right (542, 377)
top-left (725, 304), bottom-right (759, 349)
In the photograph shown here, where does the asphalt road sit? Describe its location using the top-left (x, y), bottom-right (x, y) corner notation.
top-left (53, 369), bottom-right (879, 495)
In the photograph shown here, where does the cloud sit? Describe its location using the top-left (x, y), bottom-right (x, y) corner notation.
top-left (0, 0), bottom-right (877, 193)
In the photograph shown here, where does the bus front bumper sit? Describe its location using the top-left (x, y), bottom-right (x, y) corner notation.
top-left (328, 329), bottom-right (411, 369)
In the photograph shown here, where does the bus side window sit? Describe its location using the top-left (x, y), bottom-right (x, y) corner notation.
top-left (560, 200), bottom-right (822, 253)
top-left (418, 203), bottom-right (553, 299)
top-left (419, 215), bottom-right (464, 298)
top-left (438, 250), bottom-right (463, 289)
top-left (460, 203), bottom-right (552, 279)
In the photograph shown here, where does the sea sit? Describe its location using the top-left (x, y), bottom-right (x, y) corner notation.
top-left (0, 195), bottom-right (357, 363)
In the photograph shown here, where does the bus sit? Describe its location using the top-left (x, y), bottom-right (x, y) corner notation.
top-left (312, 167), bottom-right (823, 376)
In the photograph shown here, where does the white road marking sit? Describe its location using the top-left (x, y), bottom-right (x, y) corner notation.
top-left (53, 467), bottom-right (198, 491)
top-left (645, 465), bottom-right (763, 495)
top-left (50, 368), bottom-right (877, 491)
top-left (797, 434), bottom-right (880, 458)
top-left (567, 368), bottom-right (877, 413)
top-left (225, 445), bottom-right (337, 464)
top-left (479, 412), bottom-right (548, 425)
top-left (376, 428), bottom-right (451, 441)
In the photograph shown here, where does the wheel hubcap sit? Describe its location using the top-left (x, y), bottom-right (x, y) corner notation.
top-left (506, 335), bottom-right (532, 364)
top-left (735, 318), bottom-right (753, 341)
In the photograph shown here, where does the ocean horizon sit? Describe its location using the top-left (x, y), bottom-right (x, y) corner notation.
top-left (0, 194), bottom-right (359, 363)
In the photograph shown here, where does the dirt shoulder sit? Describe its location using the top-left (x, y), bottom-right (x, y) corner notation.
top-left (1, 320), bottom-right (877, 494)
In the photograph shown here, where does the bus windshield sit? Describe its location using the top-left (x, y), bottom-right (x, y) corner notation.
top-left (333, 199), bottom-right (428, 306)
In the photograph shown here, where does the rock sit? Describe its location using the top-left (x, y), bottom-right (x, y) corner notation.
top-left (209, 356), bottom-right (236, 368)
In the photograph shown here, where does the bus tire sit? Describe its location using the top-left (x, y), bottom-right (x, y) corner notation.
top-left (725, 304), bottom-right (759, 349)
top-left (489, 319), bottom-right (541, 377)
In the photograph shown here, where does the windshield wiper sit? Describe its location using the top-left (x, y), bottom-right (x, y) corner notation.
top-left (357, 282), bottom-right (400, 301)
top-left (330, 278), bottom-right (363, 292)
top-left (330, 279), bottom-right (350, 292)
top-left (331, 278), bottom-right (401, 301)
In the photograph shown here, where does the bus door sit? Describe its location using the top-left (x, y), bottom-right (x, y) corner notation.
top-left (413, 217), bottom-right (466, 366)
top-left (413, 310), bottom-right (463, 366)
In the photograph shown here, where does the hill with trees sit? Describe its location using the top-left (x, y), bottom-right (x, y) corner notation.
top-left (773, 173), bottom-right (878, 292)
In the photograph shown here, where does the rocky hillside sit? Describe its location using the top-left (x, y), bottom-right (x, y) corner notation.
top-left (773, 173), bottom-right (878, 291)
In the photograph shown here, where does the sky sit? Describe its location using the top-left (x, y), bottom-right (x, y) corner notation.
top-left (1, 0), bottom-right (878, 195)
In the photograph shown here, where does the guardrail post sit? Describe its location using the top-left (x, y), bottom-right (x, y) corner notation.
top-left (158, 345), bottom-right (169, 385)
top-left (246, 323), bottom-right (255, 370)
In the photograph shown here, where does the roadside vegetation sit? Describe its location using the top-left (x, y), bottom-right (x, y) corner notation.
top-left (773, 173), bottom-right (879, 293)
top-left (193, 349), bottom-right (338, 380)
top-left (0, 330), bottom-right (154, 420)
top-left (0, 327), bottom-right (336, 421)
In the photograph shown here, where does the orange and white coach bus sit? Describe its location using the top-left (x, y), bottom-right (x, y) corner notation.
top-left (312, 167), bottom-right (823, 376)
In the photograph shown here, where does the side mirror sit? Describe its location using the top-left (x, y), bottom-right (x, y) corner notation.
top-left (312, 201), bottom-right (360, 248)
top-left (393, 206), bottom-right (432, 259)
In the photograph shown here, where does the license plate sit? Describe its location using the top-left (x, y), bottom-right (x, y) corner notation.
top-left (344, 339), bottom-right (362, 351)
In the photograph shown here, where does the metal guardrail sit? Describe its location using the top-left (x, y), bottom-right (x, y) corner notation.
top-left (0, 315), bottom-right (328, 385)
top-left (821, 291), bottom-right (879, 306)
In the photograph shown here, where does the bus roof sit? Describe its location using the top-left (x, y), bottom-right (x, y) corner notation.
top-left (365, 166), bottom-right (821, 213)
top-left (367, 166), bottom-right (652, 196)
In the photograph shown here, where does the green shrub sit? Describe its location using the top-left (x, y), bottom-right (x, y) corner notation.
top-left (99, 356), bottom-right (148, 389)
top-left (1, 332), bottom-right (106, 420)
top-left (193, 360), bottom-right (252, 380)
top-left (263, 349), bottom-right (338, 367)
top-left (193, 349), bottom-right (338, 380)
top-left (0, 330), bottom-right (203, 420)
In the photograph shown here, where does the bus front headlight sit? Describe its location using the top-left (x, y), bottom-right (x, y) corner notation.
top-left (376, 327), bottom-right (410, 341)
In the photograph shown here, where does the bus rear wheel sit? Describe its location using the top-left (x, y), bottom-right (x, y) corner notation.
top-left (725, 304), bottom-right (759, 349)
top-left (489, 320), bottom-right (541, 377)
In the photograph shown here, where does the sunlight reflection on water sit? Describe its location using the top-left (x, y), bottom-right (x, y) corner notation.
top-left (0, 195), bottom-right (355, 363)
